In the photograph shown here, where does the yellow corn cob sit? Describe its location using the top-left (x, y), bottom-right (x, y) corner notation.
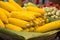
top-left (33, 18), bottom-right (44, 26)
top-left (8, 18), bottom-right (30, 28)
top-left (33, 18), bottom-right (41, 25)
top-left (0, 8), bottom-right (11, 18)
top-left (35, 20), bottom-right (60, 32)
top-left (39, 17), bottom-right (44, 22)
top-left (0, 1), bottom-right (18, 11)
top-left (46, 19), bottom-right (49, 23)
top-left (43, 16), bottom-right (49, 23)
top-left (27, 11), bottom-right (42, 17)
top-left (0, 19), bottom-right (5, 28)
top-left (11, 11), bottom-right (36, 21)
top-left (6, 24), bottom-right (23, 31)
top-left (29, 27), bottom-right (34, 32)
top-left (23, 28), bottom-right (30, 32)
top-left (39, 17), bottom-right (47, 25)
top-left (26, 6), bottom-right (45, 15)
top-left (0, 10), bottom-right (8, 23)
top-left (29, 21), bottom-right (34, 26)
top-left (34, 26), bottom-right (39, 29)
top-left (9, 0), bottom-right (23, 11)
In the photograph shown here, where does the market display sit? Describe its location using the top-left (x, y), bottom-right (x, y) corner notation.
top-left (0, 0), bottom-right (60, 33)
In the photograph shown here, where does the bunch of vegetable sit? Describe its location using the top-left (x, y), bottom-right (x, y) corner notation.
top-left (43, 7), bottom-right (60, 21)
top-left (0, 0), bottom-right (60, 33)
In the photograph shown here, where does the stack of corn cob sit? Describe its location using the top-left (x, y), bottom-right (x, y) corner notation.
top-left (0, 0), bottom-right (60, 33)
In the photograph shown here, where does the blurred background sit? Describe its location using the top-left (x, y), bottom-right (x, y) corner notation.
top-left (2, 0), bottom-right (60, 6)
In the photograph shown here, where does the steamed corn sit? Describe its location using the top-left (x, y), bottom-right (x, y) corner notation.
top-left (8, 18), bottom-right (30, 28)
top-left (11, 11), bottom-right (36, 21)
top-left (26, 6), bottom-right (45, 15)
top-left (0, 19), bottom-right (5, 28)
top-left (0, 8), bottom-right (11, 18)
top-left (9, 0), bottom-right (23, 11)
top-left (0, 10), bottom-right (8, 23)
top-left (6, 24), bottom-right (23, 31)
top-left (0, 1), bottom-right (18, 11)
top-left (35, 20), bottom-right (60, 32)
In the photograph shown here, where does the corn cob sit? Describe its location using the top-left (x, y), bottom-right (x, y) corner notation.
top-left (0, 10), bottom-right (8, 24)
top-left (0, 8), bottom-right (11, 18)
top-left (33, 18), bottom-right (45, 26)
top-left (8, 18), bottom-right (30, 28)
top-left (35, 20), bottom-right (60, 32)
top-left (9, 0), bottom-right (23, 11)
top-left (26, 6), bottom-right (45, 15)
top-left (0, 19), bottom-right (5, 28)
top-left (42, 16), bottom-right (49, 23)
top-left (29, 21), bottom-right (34, 26)
top-left (5, 24), bottom-right (23, 31)
top-left (33, 18), bottom-right (41, 25)
top-left (0, 1), bottom-right (18, 11)
top-left (29, 27), bottom-right (34, 32)
top-left (27, 11), bottom-right (42, 17)
top-left (39, 18), bottom-right (46, 25)
top-left (34, 26), bottom-right (39, 29)
top-left (11, 11), bottom-right (36, 21)
top-left (23, 28), bottom-right (30, 32)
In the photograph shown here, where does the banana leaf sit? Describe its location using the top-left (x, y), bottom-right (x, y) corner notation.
top-left (0, 28), bottom-right (60, 40)
top-left (0, 28), bottom-right (25, 40)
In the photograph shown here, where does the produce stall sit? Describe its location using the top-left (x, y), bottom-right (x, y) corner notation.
top-left (0, 0), bottom-right (60, 40)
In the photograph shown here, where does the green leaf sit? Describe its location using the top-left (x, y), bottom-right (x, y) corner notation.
top-left (0, 28), bottom-right (60, 40)
top-left (0, 28), bottom-right (25, 40)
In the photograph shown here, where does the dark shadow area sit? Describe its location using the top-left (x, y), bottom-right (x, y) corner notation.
top-left (0, 37), bottom-right (4, 40)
